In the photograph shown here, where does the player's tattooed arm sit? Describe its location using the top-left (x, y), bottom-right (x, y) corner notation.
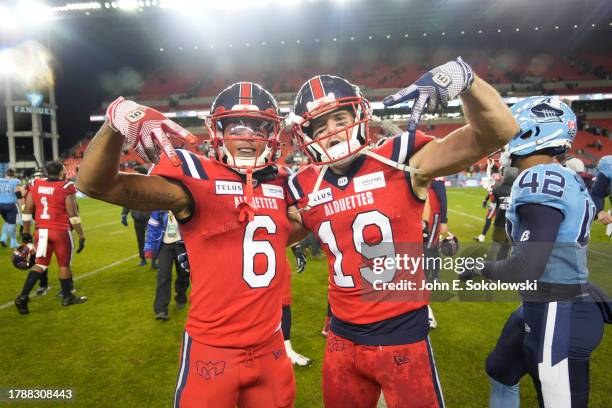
top-left (410, 76), bottom-right (519, 189)
top-left (77, 121), bottom-right (192, 218)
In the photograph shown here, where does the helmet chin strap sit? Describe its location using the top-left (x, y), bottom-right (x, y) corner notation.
top-left (238, 167), bottom-right (256, 222)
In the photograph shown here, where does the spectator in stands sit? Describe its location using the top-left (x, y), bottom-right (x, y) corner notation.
top-left (121, 166), bottom-right (151, 267)
top-left (587, 139), bottom-right (603, 151)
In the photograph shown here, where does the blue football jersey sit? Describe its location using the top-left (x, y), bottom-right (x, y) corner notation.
top-left (596, 155), bottom-right (612, 181)
top-left (506, 163), bottom-right (596, 285)
top-left (0, 178), bottom-right (20, 204)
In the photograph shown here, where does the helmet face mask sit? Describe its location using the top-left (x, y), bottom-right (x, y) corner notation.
top-left (292, 75), bottom-right (371, 166)
top-left (206, 82), bottom-right (282, 172)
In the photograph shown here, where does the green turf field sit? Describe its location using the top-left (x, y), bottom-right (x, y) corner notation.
top-left (0, 187), bottom-right (610, 407)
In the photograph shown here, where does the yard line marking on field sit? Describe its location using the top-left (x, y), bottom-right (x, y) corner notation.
top-left (87, 221), bottom-right (119, 231)
top-left (108, 230), bottom-right (125, 235)
top-left (0, 254), bottom-right (139, 310)
top-left (589, 249), bottom-right (612, 260)
top-left (448, 208), bottom-right (482, 221)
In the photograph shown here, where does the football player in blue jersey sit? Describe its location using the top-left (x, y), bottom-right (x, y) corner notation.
top-left (0, 168), bottom-right (23, 248)
top-left (459, 96), bottom-right (609, 408)
top-left (591, 155), bottom-right (612, 232)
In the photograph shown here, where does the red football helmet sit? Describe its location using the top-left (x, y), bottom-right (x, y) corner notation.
top-left (205, 82), bottom-right (283, 172)
top-left (12, 243), bottom-right (36, 270)
top-left (291, 75), bottom-right (372, 166)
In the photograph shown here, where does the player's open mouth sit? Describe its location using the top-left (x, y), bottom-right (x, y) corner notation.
top-left (238, 148), bottom-right (256, 153)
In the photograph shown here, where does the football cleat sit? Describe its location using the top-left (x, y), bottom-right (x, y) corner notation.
top-left (473, 234), bottom-right (485, 243)
top-left (12, 243), bottom-right (36, 270)
top-left (14, 295), bottom-right (29, 314)
top-left (155, 311), bottom-right (169, 321)
top-left (35, 285), bottom-right (51, 297)
top-left (62, 295), bottom-right (87, 306)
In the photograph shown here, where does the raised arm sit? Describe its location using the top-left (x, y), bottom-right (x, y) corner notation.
top-left (410, 77), bottom-right (518, 187)
top-left (77, 122), bottom-right (191, 216)
top-left (77, 98), bottom-right (196, 219)
top-left (383, 58), bottom-right (519, 191)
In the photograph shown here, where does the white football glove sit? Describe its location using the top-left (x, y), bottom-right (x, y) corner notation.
top-left (106, 97), bottom-right (196, 166)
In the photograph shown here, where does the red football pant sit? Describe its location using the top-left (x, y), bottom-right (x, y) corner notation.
top-left (35, 228), bottom-right (73, 267)
top-left (174, 330), bottom-right (295, 408)
top-left (323, 332), bottom-right (444, 408)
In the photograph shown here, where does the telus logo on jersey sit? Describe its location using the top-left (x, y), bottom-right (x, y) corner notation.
top-left (307, 188), bottom-right (333, 207)
top-left (215, 180), bottom-right (244, 195)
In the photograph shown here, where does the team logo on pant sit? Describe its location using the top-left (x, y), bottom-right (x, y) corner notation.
top-left (328, 335), bottom-right (345, 352)
top-left (393, 355), bottom-right (410, 366)
top-left (273, 349), bottom-right (283, 360)
top-left (196, 360), bottom-right (226, 380)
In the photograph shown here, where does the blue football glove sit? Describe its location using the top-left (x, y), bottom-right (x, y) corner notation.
top-left (177, 251), bottom-right (190, 273)
top-left (383, 57), bottom-right (475, 132)
top-left (291, 244), bottom-right (307, 274)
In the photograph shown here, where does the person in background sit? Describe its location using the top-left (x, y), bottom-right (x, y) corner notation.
top-left (121, 166), bottom-right (151, 267)
top-left (0, 168), bottom-right (22, 248)
top-left (565, 157), bottom-right (594, 191)
top-left (144, 210), bottom-right (189, 321)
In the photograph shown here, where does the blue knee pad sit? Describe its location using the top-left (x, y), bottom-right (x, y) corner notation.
top-left (489, 376), bottom-right (519, 408)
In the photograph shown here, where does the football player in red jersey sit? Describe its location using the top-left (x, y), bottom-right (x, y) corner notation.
top-left (77, 82), bottom-right (304, 408)
top-left (286, 59), bottom-right (519, 408)
top-left (14, 161), bottom-right (87, 314)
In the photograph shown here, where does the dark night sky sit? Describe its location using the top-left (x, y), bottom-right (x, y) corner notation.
top-left (0, 0), bottom-right (610, 161)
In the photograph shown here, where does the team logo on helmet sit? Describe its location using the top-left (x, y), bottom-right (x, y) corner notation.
top-left (530, 101), bottom-right (564, 124)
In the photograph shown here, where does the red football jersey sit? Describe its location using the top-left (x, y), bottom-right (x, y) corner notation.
top-left (30, 178), bottom-right (77, 230)
top-left (151, 150), bottom-right (292, 348)
top-left (288, 131), bottom-right (433, 325)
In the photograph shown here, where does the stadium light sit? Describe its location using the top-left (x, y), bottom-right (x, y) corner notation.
top-left (0, 5), bottom-right (20, 32)
top-left (117, 0), bottom-right (138, 10)
top-left (16, 1), bottom-right (53, 27)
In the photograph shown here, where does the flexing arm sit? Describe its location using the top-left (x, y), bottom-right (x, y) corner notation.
top-left (411, 77), bottom-right (518, 188)
top-left (77, 122), bottom-right (192, 218)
